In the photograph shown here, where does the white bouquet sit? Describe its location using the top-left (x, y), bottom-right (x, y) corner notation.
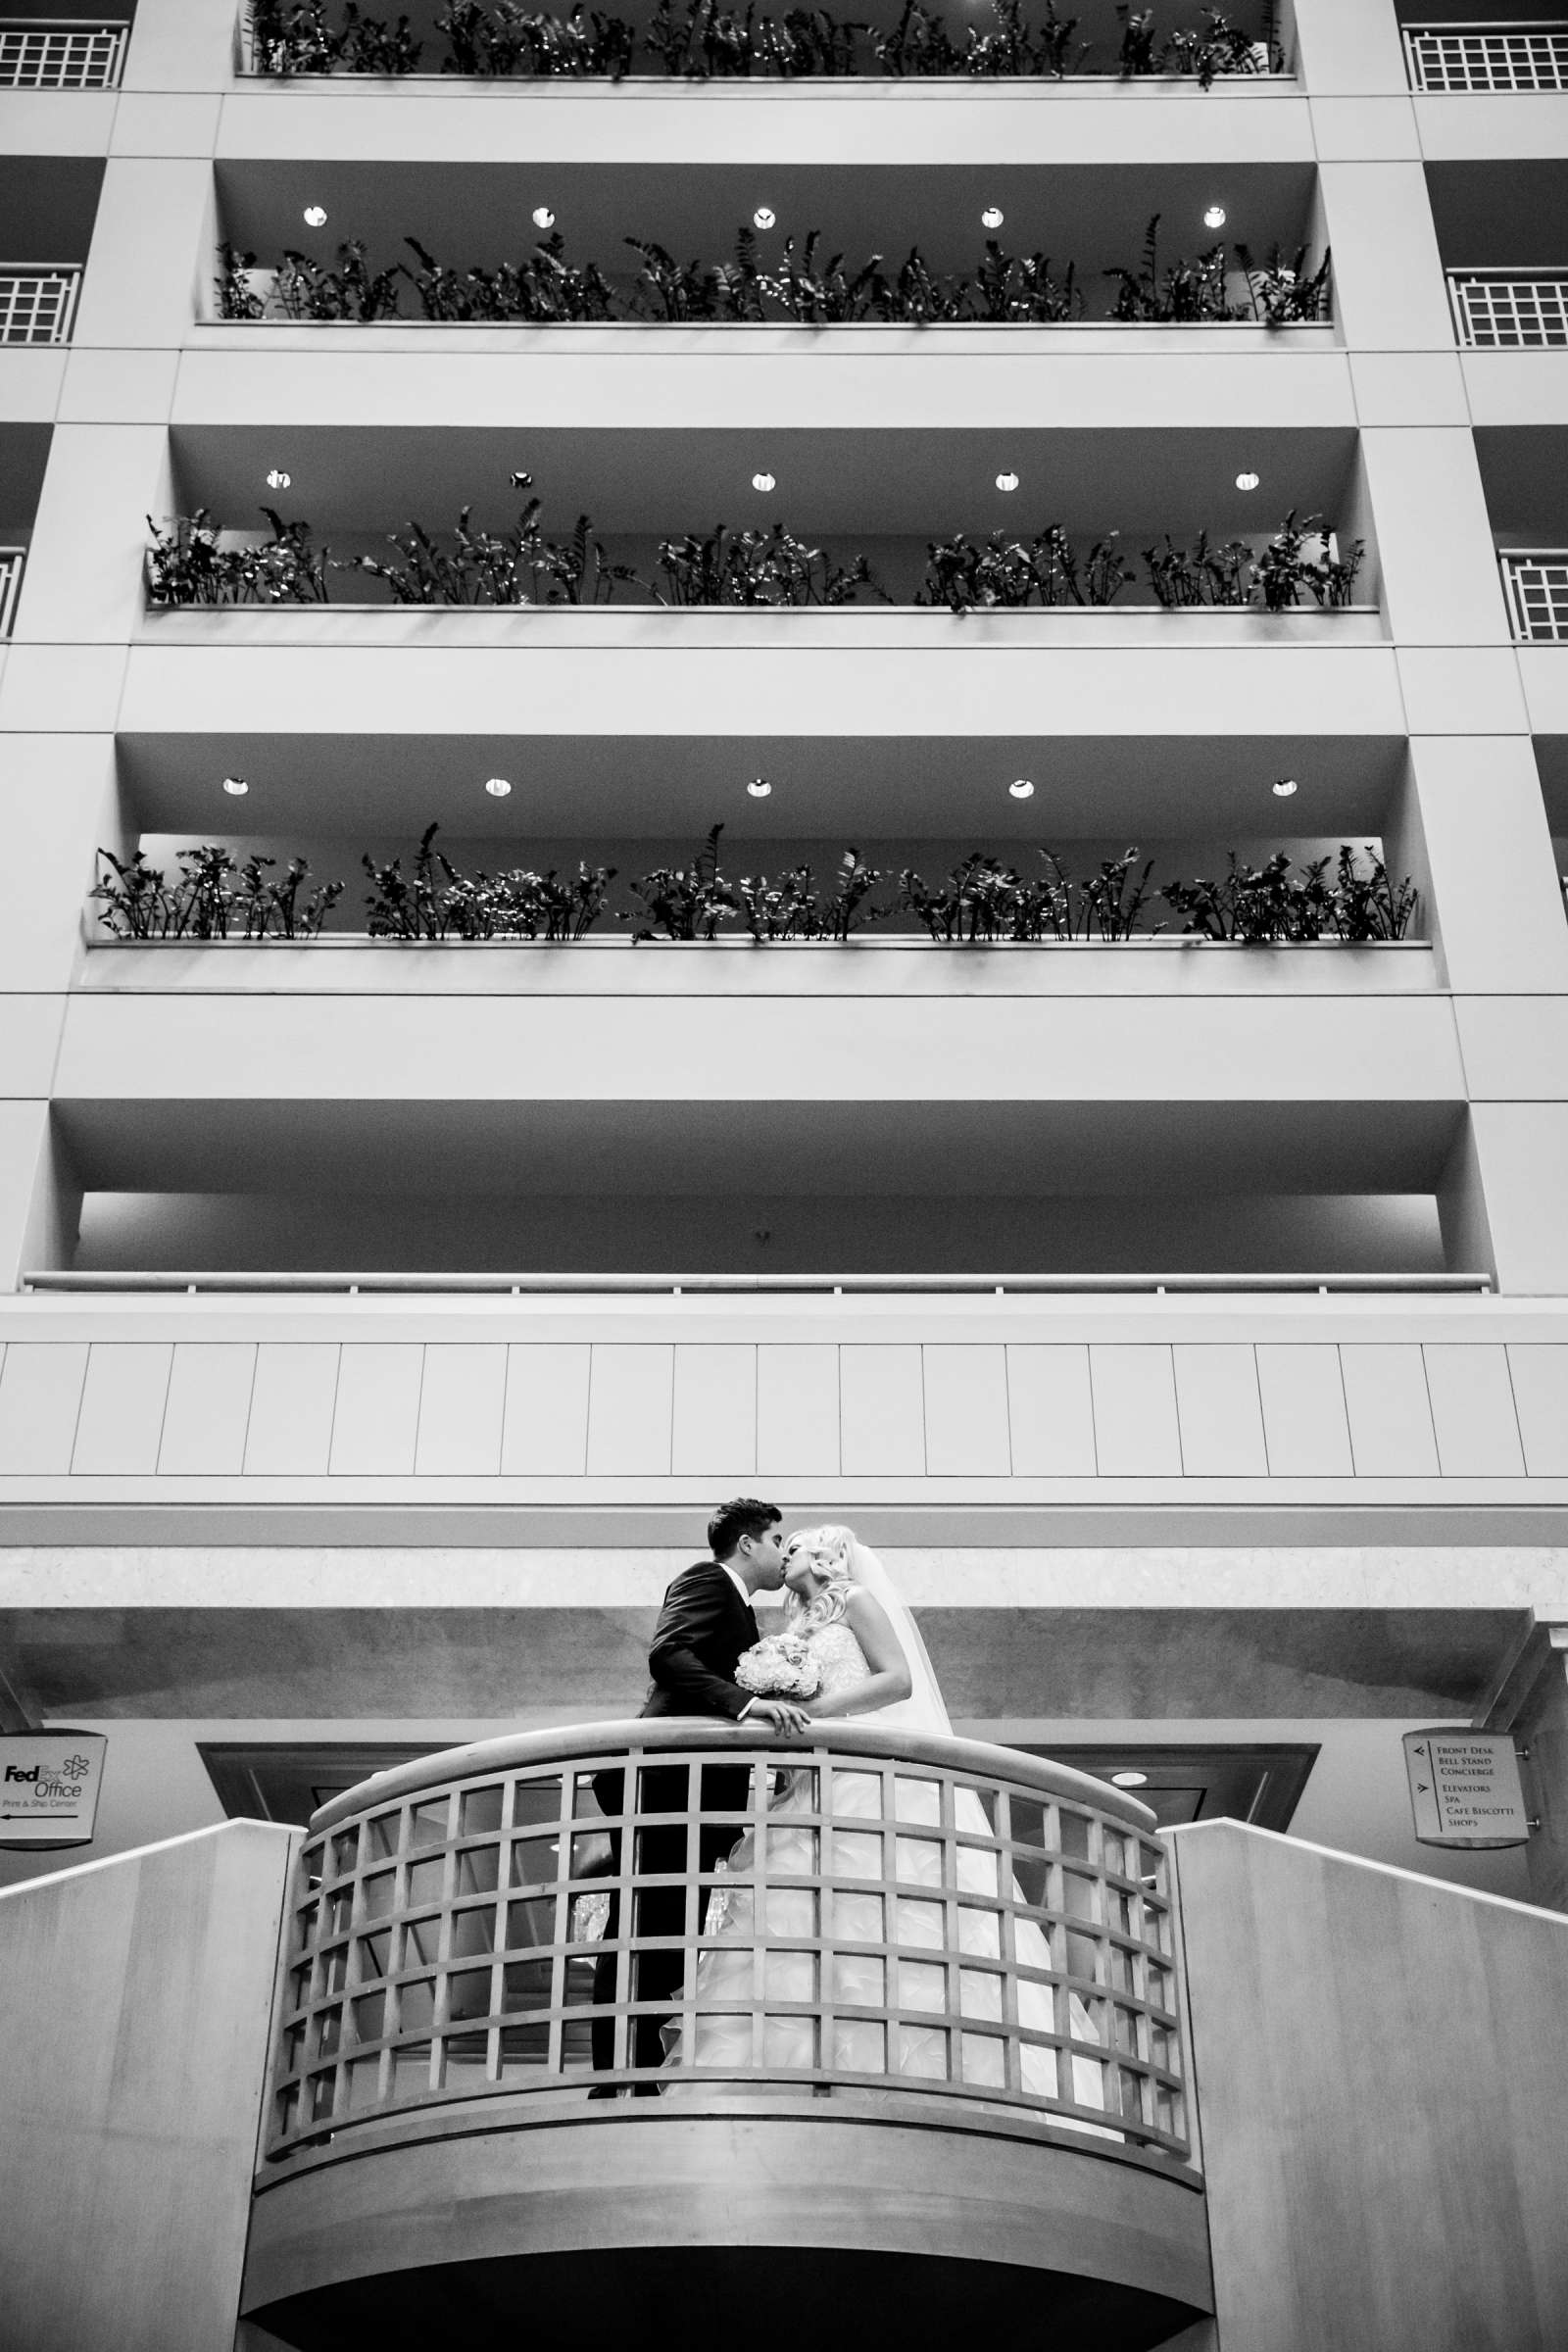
top-left (734, 1631), bottom-right (820, 1700)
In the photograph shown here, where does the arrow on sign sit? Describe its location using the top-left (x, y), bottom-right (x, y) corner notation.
top-left (1417, 1783), bottom-right (1430, 1792)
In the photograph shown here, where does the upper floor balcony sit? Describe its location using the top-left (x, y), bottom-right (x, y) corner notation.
top-left (237, 0), bottom-right (1281, 91)
top-left (1398, 10), bottom-right (1568, 162)
top-left (1478, 427), bottom-right (1568, 647)
top-left (201, 154), bottom-right (1331, 345)
top-left (1403, 15), bottom-right (1568, 92)
top-left (0, 14), bottom-right (128, 86)
top-left (244, 1719), bottom-right (1210, 2346)
top-left (0, 262), bottom-right (79, 342)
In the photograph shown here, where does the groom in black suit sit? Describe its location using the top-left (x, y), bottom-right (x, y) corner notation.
top-left (590, 1497), bottom-right (811, 2080)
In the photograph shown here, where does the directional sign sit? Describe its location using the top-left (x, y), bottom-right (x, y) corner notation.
top-left (1402, 1730), bottom-right (1529, 1850)
top-left (0, 1732), bottom-right (106, 1849)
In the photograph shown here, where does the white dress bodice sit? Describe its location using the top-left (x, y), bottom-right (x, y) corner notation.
top-left (800, 1616), bottom-right (873, 1705)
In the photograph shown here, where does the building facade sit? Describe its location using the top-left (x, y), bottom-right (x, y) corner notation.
top-left (1, 0), bottom-right (1568, 2343)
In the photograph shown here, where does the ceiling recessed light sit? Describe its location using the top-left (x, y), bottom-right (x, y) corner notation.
top-left (531, 206), bottom-right (555, 229)
top-left (996, 470), bottom-right (1020, 493)
top-left (1203, 204), bottom-right (1227, 228)
top-left (1008, 778), bottom-right (1035, 799)
top-left (752, 471), bottom-right (776, 493)
top-left (982, 205), bottom-right (1004, 229)
top-left (485, 777), bottom-right (513, 798)
top-left (753, 206), bottom-right (776, 230)
top-left (221, 776), bottom-right (249, 797)
top-left (1236, 470), bottom-right (1260, 491)
top-left (747, 777), bottom-right (772, 798)
top-left (302, 205), bottom-right (327, 227)
top-left (1272, 777), bottom-right (1298, 798)
top-left (1110, 1770), bottom-right (1149, 1788)
top-left (266, 468), bottom-right (291, 490)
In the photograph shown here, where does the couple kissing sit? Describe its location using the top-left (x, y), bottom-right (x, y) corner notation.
top-left (641, 1497), bottom-right (920, 1737)
top-left (588, 1500), bottom-right (1113, 2125)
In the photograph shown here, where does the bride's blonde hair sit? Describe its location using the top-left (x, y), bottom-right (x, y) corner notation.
top-left (783, 1524), bottom-right (858, 1630)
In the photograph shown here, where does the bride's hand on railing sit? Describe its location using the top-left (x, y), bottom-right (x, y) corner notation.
top-left (743, 1696), bottom-right (812, 1736)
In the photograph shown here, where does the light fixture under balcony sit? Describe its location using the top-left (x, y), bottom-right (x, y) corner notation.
top-left (753, 206), bottom-right (776, 230)
top-left (1009, 778), bottom-right (1035, 799)
top-left (302, 205), bottom-right (327, 227)
top-left (1203, 204), bottom-right (1227, 228)
top-left (982, 205), bottom-right (1004, 229)
top-left (752, 471), bottom-right (776, 493)
top-left (747, 777), bottom-right (772, 797)
top-left (266, 468), bottom-right (291, 490)
top-left (532, 206), bottom-right (556, 229)
top-left (485, 777), bottom-right (513, 798)
top-left (1110, 1770), bottom-right (1150, 1788)
top-left (1272, 778), bottom-right (1298, 798)
top-left (1236, 470), bottom-right (1260, 492)
top-left (996, 470), bottom-right (1020, 493)
top-left (221, 776), bottom-right (249, 797)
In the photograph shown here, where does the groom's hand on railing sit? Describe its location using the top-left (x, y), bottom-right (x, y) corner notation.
top-left (742, 1698), bottom-right (812, 1737)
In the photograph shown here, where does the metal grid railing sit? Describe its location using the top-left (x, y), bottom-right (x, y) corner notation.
top-left (0, 19), bottom-right (128, 85)
top-left (265, 1723), bottom-right (1190, 2170)
top-left (1447, 270), bottom-right (1568, 348)
top-left (1403, 21), bottom-right (1568, 90)
top-left (0, 549), bottom-right (24, 638)
top-left (1500, 551), bottom-right (1568, 642)
top-left (0, 266), bottom-right (81, 344)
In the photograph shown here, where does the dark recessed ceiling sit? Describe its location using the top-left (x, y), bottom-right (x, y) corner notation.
top-left (7, 1603), bottom-right (1523, 1720)
top-left (170, 423), bottom-right (1361, 540)
top-left (1034, 1742), bottom-right (1318, 1831)
top-left (118, 731), bottom-right (1407, 840)
top-left (56, 1098), bottom-right (1465, 1197)
top-left (214, 159), bottom-right (1316, 288)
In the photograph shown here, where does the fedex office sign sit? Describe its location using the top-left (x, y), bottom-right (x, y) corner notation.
top-left (0, 1735), bottom-right (107, 1848)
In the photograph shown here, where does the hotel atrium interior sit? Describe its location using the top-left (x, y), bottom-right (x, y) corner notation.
top-left (1, 0), bottom-right (1567, 2344)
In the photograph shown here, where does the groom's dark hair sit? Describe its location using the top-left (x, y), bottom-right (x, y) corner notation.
top-left (709, 1497), bottom-right (782, 1560)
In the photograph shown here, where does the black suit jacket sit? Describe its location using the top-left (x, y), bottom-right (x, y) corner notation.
top-left (642, 1561), bottom-right (759, 1720)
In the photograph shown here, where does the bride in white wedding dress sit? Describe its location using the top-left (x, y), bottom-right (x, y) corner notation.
top-left (661, 1524), bottom-right (1113, 2129)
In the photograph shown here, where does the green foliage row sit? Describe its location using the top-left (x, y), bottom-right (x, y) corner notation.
top-left (249, 0), bottom-right (1278, 85)
top-left (93, 827), bottom-right (1417, 945)
top-left (216, 220), bottom-right (1330, 327)
top-left (144, 505), bottom-right (1366, 612)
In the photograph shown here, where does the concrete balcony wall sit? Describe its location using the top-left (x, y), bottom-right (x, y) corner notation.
top-left (48, 986), bottom-right (1468, 1104)
top-left (0, 1819), bottom-right (298, 2352)
top-left (1, 1298), bottom-right (1566, 1497)
top-left (1171, 1819), bottom-right (1568, 2351)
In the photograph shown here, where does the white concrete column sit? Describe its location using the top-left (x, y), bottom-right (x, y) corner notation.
top-left (121, 0), bottom-right (239, 92)
top-left (1396, 738), bottom-right (1568, 998)
top-left (1448, 1105), bottom-right (1568, 1295)
top-left (14, 425), bottom-right (173, 646)
top-left (1290, 0), bottom-right (1409, 97)
top-left (0, 1102), bottom-right (80, 1286)
top-left (1318, 164), bottom-right (1452, 351)
top-left (73, 158), bottom-right (215, 353)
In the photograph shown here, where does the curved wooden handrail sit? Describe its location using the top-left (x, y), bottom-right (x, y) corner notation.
top-left (310, 1718), bottom-right (1158, 1837)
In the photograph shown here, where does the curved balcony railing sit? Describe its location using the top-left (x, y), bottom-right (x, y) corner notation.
top-left (265, 1721), bottom-right (1192, 2172)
